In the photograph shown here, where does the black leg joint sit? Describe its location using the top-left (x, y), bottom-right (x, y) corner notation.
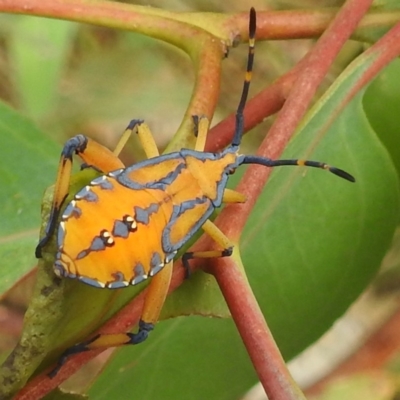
top-left (127, 119), bottom-right (144, 131)
top-left (62, 134), bottom-right (88, 158)
top-left (47, 335), bottom-right (99, 379)
top-left (80, 162), bottom-right (102, 173)
top-left (35, 238), bottom-right (47, 258)
top-left (191, 115), bottom-right (207, 138)
top-left (126, 320), bottom-right (154, 345)
top-left (221, 247), bottom-right (233, 257)
top-left (35, 197), bottom-right (66, 258)
top-left (192, 115), bottom-right (200, 137)
top-left (182, 252), bottom-right (194, 279)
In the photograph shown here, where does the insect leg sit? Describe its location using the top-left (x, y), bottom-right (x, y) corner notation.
top-left (182, 219), bottom-right (234, 278)
top-left (48, 262), bottom-right (173, 378)
top-left (192, 115), bottom-right (210, 152)
top-left (180, 189), bottom-right (246, 277)
top-left (120, 119), bottom-right (160, 159)
top-left (222, 188), bottom-right (247, 203)
top-left (36, 136), bottom-right (125, 257)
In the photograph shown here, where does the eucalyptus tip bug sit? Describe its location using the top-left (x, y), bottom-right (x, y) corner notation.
top-left (38, 7), bottom-right (354, 378)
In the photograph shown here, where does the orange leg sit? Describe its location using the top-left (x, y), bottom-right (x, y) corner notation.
top-left (181, 188), bottom-right (247, 277)
top-left (36, 135), bottom-right (125, 257)
top-left (182, 218), bottom-right (236, 277)
top-left (48, 262), bottom-right (173, 378)
top-left (192, 115), bottom-right (209, 152)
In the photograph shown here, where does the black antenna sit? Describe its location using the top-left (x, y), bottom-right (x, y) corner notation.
top-left (232, 7), bottom-right (256, 148)
top-left (231, 9), bottom-right (355, 183)
top-left (241, 155), bottom-right (355, 182)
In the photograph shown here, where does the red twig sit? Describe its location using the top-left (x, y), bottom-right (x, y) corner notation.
top-left (214, 256), bottom-right (306, 399)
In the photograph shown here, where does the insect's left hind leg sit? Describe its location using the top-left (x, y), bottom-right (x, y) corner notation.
top-left (48, 262), bottom-right (173, 378)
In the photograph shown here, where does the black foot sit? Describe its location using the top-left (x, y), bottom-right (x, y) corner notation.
top-left (221, 247), bottom-right (233, 257)
top-left (127, 119), bottom-right (144, 131)
top-left (126, 320), bottom-right (154, 344)
top-left (47, 335), bottom-right (98, 378)
top-left (182, 252), bottom-right (193, 279)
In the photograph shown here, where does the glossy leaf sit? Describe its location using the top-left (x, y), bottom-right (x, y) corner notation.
top-left (363, 58), bottom-right (400, 176)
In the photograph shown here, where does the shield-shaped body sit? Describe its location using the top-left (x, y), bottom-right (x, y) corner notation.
top-left (55, 148), bottom-right (239, 288)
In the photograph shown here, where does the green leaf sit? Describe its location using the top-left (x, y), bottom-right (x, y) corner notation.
top-left (8, 16), bottom-right (77, 118)
top-left (372, 0), bottom-right (400, 10)
top-left (44, 388), bottom-right (88, 400)
top-left (244, 91), bottom-right (398, 360)
top-left (363, 58), bottom-right (400, 176)
top-left (88, 317), bottom-right (257, 400)
top-left (0, 101), bottom-right (59, 293)
top-left (161, 271), bottom-right (230, 319)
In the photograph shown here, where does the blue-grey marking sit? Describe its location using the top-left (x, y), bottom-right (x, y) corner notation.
top-left (89, 236), bottom-right (107, 251)
top-left (164, 251), bottom-right (177, 264)
top-left (75, 230), bottom-right (115, 260)
top-left (149, 252), bottom-right (164, 276)
top-left (106, 271), bottom-right (129, 288)
top-left (91, 175), bottom-right (114, 190)
top-left (116, 152), bottom-right (186, 190)
top-left (112, 215), bottom-right (137, 237)
top-left (62, 200), bottom-right (81, 220)
top-left (79, 276), bottom-right (105, 288)
top-left (54, 259), bottom-right (67, 278)
top-left (76, 249), bottom-right (90, 259)
top-left (155, 163), bottom-right (186, 188)
top-left (57, 222), bottom-right (66, 248)
top-left (130, 263), bottom-right (148, 285)
top-left (108, 168), bottom-right (124, 178)
top-left (162, 197), bottom-right (212, 253)
top-left (134, 203), bottom-right (160, 225)
top-left (74, 185), bottom-right (98, 202)
top-left (112, 220), bottom-right (129, 238)
top-left (107, 280), bottom-right (129, 289)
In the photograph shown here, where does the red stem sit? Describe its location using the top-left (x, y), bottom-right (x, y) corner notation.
top-left (213, 256), bottom-right (306, 399)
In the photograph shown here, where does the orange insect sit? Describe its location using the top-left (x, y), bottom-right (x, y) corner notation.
top-left (36, 8), bottom-right (355, 377)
